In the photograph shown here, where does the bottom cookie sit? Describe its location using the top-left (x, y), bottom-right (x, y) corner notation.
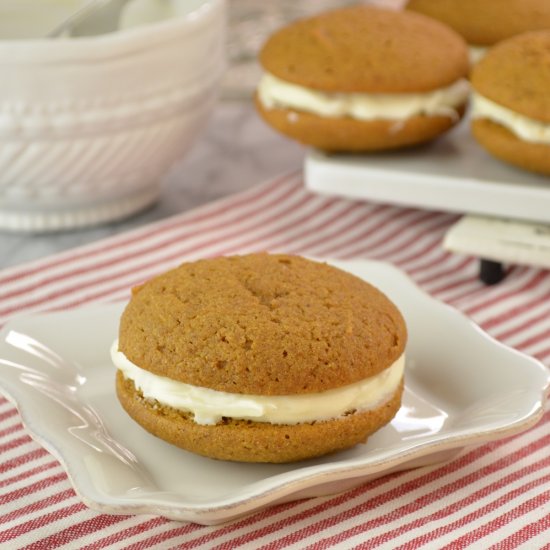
top-left (116, 371), bottom-right (404, 463)
top-left (256, 95), bottom-right (465, 153)
top-left (472, 119), bottom-right (550, 176)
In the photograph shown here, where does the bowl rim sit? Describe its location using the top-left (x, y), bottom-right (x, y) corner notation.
top-left (0, 0), bottom-right (224, 63)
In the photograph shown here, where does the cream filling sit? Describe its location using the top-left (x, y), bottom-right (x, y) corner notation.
top-left (111, 340), bottom-right (405, 426)
top-left (471, 92), bottom-right (550, 145)
top-left (469, 45), bottom-right (487, 65)
top-left (257, 72), bottom-right (470, 121)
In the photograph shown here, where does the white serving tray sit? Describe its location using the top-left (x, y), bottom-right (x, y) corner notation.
top-left (304, 122), bottom-right (550, 224)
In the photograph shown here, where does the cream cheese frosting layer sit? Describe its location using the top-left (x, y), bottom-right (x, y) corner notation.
top-left (469, 45), bottom-right (487, 66)
top-left (112, 340), bottom-right (405, 426)
top-left (257, 72), bottom-right (470, 121)
top-left (471, 92), bottom-right (550, 144)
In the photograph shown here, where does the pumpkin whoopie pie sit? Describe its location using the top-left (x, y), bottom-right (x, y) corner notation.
top-left (407, 0), bottom-right (550, 64)
top-left (112, 254), bottom-right (407, 463)
top-left (255, 5), bottom-right (469, 152)
top-left (470, 31), bottom-right (550, 176)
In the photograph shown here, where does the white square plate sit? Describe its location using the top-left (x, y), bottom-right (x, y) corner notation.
top-left (0, 259), bottom-right (548, 525)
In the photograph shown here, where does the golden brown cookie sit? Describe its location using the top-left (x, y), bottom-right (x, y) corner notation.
top-left (470, 32), bottom-right (550, 122)
top-left (260, 6), bottom-right (468, 93)
top-left (116, 372), bottom-right (404, 463)
top-left (255, 96), bottom-right (466, 153)
top-left (406, 0), bottom-right (550, 47)
top-left (472, 120), bottom-right (550, 176)
top-left (470, 31), bottom-right (550, 175)
top-left (114, 254), bottom-right (407, 462)
top-left (255, 5), bottom-right (469, 152)
top-left (119, 254), bottom-right (406, 394)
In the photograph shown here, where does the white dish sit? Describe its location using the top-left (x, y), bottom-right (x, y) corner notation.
top-left (0, 0), bottom-right (225, 232)
top-left (0, 259), bottom-right (548, 525)
top-left (305, 123), bottom-right (550, 224)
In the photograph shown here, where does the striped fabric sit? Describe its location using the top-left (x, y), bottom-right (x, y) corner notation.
top-left (0, 172), bottom-right (549, 549)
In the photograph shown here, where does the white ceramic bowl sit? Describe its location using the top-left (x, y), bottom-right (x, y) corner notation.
top-left (0, 0), bottom-right (225, 232)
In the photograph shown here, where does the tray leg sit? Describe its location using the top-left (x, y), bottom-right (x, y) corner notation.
top-left (479, 259), bottom-right (506, 285)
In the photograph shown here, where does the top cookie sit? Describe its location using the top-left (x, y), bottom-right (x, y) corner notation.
top-left (259, 6), bottom-right (468, 94)
top-left (406, 0), bottom-right (550, 46)
top-left (471, 31), bottom-right (550, 123)
top-left (118, 254), bottom-right (407, 396)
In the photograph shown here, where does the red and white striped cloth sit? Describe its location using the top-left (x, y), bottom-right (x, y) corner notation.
top-left (0, 172), bottom-right (549, 549)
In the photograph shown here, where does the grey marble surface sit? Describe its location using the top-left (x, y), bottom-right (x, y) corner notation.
top-left (0, 100), bottom-right (305, 270)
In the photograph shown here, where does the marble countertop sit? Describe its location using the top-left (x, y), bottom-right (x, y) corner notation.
top-left (0, 100), bottom-right (305, 270)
